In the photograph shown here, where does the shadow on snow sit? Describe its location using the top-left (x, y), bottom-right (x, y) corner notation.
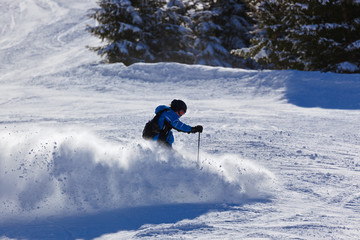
top-left (0, 201), bottom-right (266, 240)
top-left (284, 71), bottom-right (360, 110)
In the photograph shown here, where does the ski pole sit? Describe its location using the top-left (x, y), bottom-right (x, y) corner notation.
top-left (197, 132), bottom-right (201, 168)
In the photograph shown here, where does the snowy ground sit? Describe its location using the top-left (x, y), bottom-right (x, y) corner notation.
top-left (1, 0), bottom-right (360, 239)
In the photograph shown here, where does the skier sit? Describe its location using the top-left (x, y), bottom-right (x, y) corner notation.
top-left (142, 99), bottom-right (203, 147)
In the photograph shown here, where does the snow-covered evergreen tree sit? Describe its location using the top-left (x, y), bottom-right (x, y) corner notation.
top-left (87, 0), bottom-right (192, 65)
top-left (87, 0), bottom-right (153, 65)
top-left (231, 0), bottom-right (304, 69)
top-left (191, 8), bottom-right (228, 66)
top-left (233, 0), bottom-right (360, 73)
top-left (188, 0), bottom-right (252, 67)
top-left (295, 0), bottom-right (360, 73)
top-left (87, 0), bottom-right (254, 67)
top-left (213, 0), bottom-right (253, 67)
top-left (149, 0), bottom-right (195, 64)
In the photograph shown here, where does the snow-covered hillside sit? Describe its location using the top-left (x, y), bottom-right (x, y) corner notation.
top-left (1, 0), bottom-right (360, 239)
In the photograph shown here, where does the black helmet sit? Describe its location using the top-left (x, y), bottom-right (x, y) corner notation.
top-left (170, 99), bottom-right (187, 113)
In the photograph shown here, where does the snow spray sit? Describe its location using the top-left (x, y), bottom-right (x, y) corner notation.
top-left (0, 127), bottom-right (275, 223)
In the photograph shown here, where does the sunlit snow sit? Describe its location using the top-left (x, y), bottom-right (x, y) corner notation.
top-left (0, 0), bottom-right (360, 239)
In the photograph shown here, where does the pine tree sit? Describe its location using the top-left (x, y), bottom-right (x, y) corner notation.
top-left (87, 0), bottom-right (153, 65)
top-left (213, 0), bottom-right (253, 67)
top-left (136, 0), bottom-right (167, 63)
top-left (87, 0), bottom-right (197, 65)
top-left (189, 0), bottom-right (232, 66)
top-left (231, 0), bottom-right (301, 69)
top-left (87, 0), bottom-right (255, 67)
top-left (294, 0), bottom-right (360, 73)
top-left (150, 0), bottom-right (195, 63)
top-left (232, 0), bottom-right (360, 73)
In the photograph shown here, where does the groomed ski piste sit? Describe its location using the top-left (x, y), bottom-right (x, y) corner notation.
top-left (1, 0), bottom-right (360, 239)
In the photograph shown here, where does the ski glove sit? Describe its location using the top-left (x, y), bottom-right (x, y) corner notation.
top-left (191, 125), bottom-right (203, 133)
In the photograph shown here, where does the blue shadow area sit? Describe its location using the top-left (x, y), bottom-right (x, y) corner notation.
top-left (0, 203), bottom-right (236, 240)
top-left (284, 71), bottom-right (360, 110)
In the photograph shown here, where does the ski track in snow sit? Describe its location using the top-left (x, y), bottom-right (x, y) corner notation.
top-left (1, 0), bottom-right (360, 239)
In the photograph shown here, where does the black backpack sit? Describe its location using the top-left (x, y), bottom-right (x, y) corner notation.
top-left (142, 108), bottom-right (170, 140)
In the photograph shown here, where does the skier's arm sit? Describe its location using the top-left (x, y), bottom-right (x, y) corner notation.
top-left (162, 111), bottom-right (202, 133)
top-left (170, 118), bottom-right (192, 133)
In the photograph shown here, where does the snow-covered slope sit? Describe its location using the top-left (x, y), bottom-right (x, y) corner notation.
top-left (1, 0), bottom-right (360, 239)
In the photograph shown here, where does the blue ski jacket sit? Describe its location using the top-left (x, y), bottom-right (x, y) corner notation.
top-left (153, 105), bottom-right (192, 146)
